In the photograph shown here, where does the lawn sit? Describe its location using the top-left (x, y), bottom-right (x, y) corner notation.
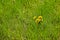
top-left (0, 0), bottom-right (60, 40)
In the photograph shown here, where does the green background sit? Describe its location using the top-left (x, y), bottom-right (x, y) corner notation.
top-left (0, 0), bottom-right (60, 40)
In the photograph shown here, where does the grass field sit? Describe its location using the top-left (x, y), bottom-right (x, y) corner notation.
top-left (0, 0), bottom-right (60, 40)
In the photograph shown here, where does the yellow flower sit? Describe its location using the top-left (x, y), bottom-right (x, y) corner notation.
top-left (33, 16), bottom-right (37, 20)
top-left (38, 16), bottom-right (43, 22)
top-left (33, 16), bottom-right (43, 24)
top-left (38, 16), bottom-right (42, 19)
top-left (35, 19), bottom-right (41, 24)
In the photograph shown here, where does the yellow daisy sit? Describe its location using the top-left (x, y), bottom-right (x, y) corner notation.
top-left (38, 16), bottom-right (42, 19)
top-left (35, 19), bottom-right (41, 24)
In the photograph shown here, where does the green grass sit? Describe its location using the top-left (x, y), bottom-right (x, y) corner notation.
top-left (0, 0), bottom-right (60, 40)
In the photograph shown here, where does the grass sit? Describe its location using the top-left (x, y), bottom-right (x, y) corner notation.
top-left (0, 0), bottom-right (60, 40)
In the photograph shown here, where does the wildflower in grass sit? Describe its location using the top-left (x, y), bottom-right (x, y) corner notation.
top-left (33, 16), bottom-right (37, 20)
top-left (38, 16), bottom-right (42, 19)
top-left (35, 19), bottom-right (40, 24)
top-left (38, 16), bottom-right (43, 21)
top-left (33, 16), bottom-right (43, 24)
